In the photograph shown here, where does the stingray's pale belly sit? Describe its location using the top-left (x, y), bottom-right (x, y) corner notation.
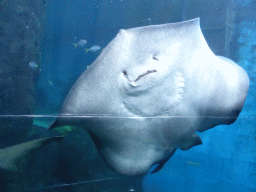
top-left (97, 120), bottom-right (178, 176)
top-left (49, 18), bottom-right (249, 176)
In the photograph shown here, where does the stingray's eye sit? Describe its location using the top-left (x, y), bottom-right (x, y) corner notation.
top-left (152, 54), bottom-right (159, 61)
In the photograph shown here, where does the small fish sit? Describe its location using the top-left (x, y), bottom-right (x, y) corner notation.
top-left (73, 39), bottom-right (87, 48)
top-left (85, 45), bottom-right (101, 53)
top-left (186, 161), bottom-right (200, 166)
top-left (29, 61), bottom-right (38, 69)
top-left (47, 80), bottom-right (54, 87)
top-left (52, 125), bottom-right (76, 135)
top-left (89, 45), bottom-right (101, 52)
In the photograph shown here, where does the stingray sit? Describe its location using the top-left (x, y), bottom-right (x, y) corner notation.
top-left (0, 136), bottom-right (63, 172)
top-left (49, 18), bottom-right (249, 176)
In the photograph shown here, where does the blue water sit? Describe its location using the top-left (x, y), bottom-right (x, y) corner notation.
top-left (2, 0), bottom-right (256, 191)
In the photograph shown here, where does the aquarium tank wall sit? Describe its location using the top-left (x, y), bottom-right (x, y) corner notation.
top-left (0, 0), bottom-right (255, 191)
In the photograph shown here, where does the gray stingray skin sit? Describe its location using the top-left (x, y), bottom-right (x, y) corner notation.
top-left (49, 18), bottom-right (249, 176)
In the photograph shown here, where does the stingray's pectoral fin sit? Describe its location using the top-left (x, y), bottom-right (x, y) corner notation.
top-left (179, 134), bottom-right (202, 150)
top-left (151, 149), bottom-right (177, 174)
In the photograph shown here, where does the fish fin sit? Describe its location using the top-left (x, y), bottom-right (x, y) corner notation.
top-left (85, 49), bottom-right (90, 53)
top-left (151, 149), bottom-right (177, 174)
top-left (73, 43), bottom-right (78, 48)
top-left (0, 136), bottom-right (63, 172)
top-left (179, 134), bottom-right (202, 150)
top-left (0, 162), bottom-right (18, 172)
top-left (151, 163), bottom-right (164, 174)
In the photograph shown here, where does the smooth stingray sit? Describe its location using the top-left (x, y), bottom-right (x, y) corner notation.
top-left (49, 18), bottom-right (249, 176)
top-left (0, 136), bottom-right (63, 172)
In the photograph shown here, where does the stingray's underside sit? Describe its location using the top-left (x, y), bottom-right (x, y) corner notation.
top-left (49, 18), bottom-right (249, 176)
